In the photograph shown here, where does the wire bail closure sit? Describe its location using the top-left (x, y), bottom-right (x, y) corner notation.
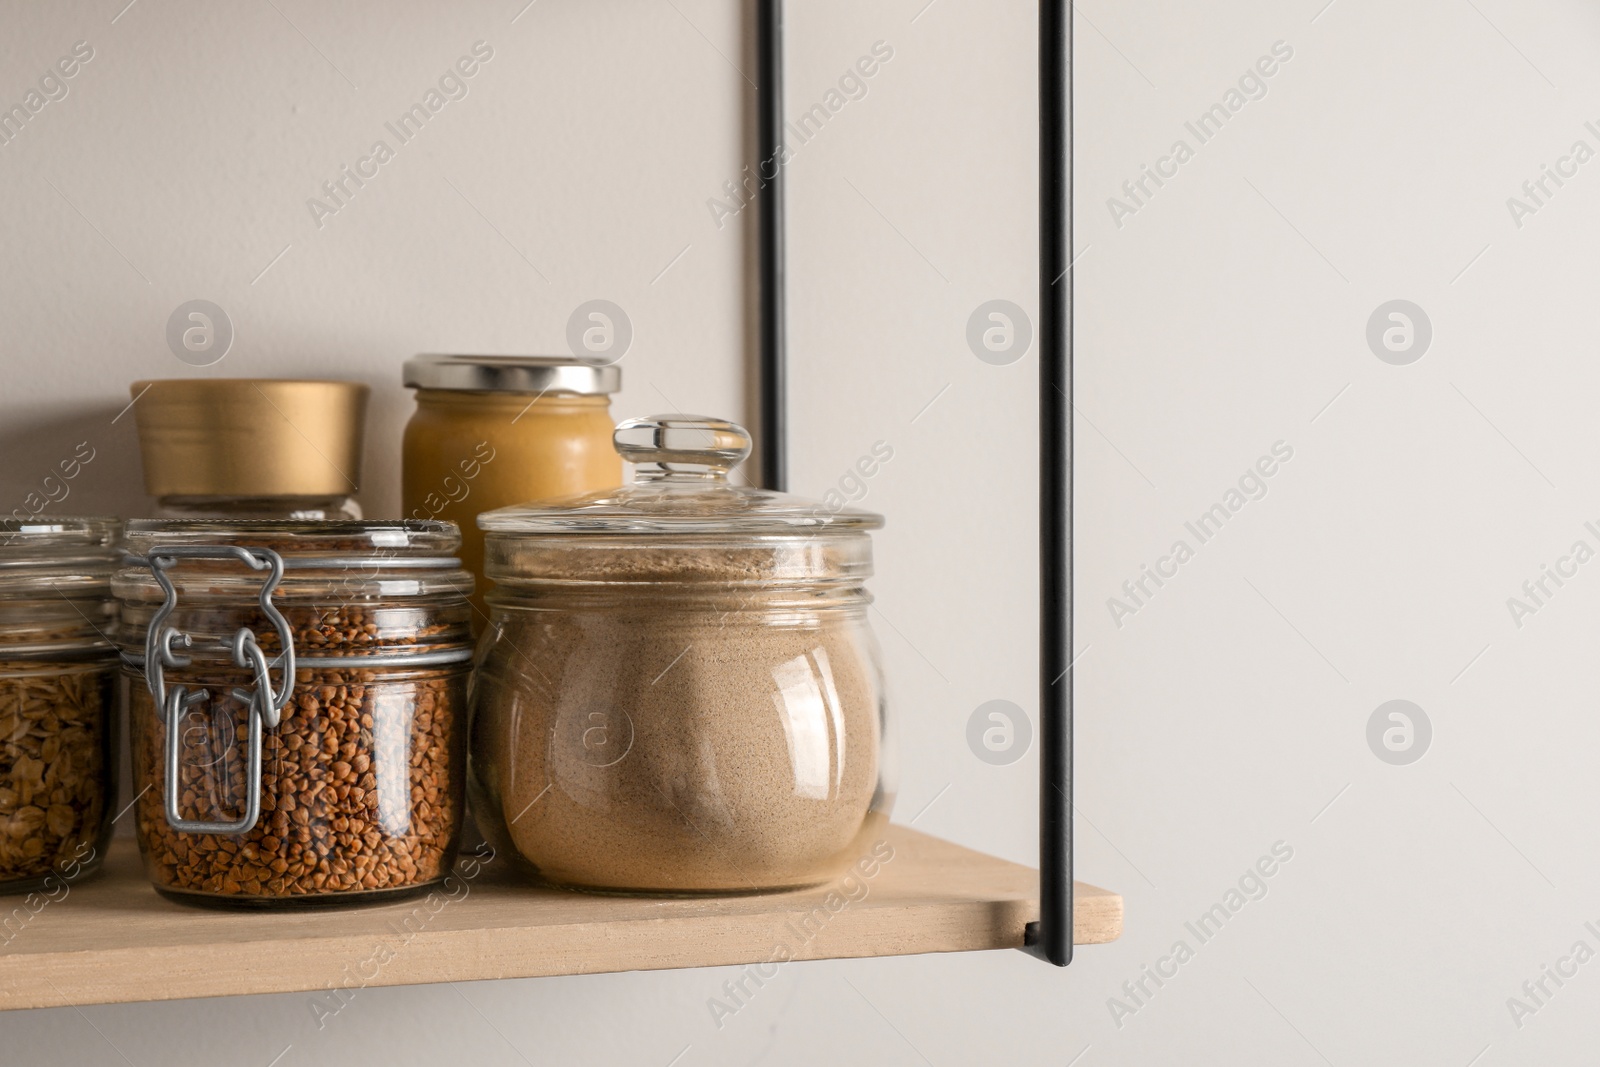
top-left (128, 545), bottom-right (295, 835)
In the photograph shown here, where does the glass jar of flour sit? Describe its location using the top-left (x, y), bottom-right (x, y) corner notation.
top-left (469, 415), bottom-right (894, 894)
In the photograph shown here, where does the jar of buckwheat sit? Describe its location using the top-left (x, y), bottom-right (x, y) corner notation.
top-left (0, 518), bottom-right (120, 894)
top-left (114, 520), bottom-right (473, 907)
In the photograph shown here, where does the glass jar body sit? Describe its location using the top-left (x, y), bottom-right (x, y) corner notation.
top-left (124, 650), bottom-right (468, 906)
top-left (0, 655), bottom-right (117, 895)
top-left (0, 520), bottom-right (121, 896)
top-left (402, 390), bottom-right (620, 626)
top-left (115, 521), bottom-right (474, 907)
top-left (470, 587), bottom-right (895, 894)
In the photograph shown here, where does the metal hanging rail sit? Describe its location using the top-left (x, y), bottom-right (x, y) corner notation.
top-left (1029, 0), bottom-right (1073, 967)
top-left (755, 1), bottom-right (1073, 966)
top-left (756, 0), bottom-right (787, 492)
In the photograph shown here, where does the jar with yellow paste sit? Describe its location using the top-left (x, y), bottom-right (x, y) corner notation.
top-left (401, 356), bottom-right (621, 627)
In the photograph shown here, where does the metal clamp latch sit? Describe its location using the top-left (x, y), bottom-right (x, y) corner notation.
top-left (128, 545), bottom-right (295, 835)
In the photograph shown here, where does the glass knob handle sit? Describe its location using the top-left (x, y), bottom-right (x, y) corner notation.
top-left (614, 415), bottom-right (752, 481)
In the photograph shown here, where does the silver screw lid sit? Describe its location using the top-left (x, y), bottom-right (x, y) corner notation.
top-left (403, 355), bottom-right (620, 395)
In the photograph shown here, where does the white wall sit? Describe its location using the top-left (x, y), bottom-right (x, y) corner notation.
top-left (3, 0), bottom-right (1594, 1063)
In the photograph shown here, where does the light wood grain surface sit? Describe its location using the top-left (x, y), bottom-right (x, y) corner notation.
top-left (0, 827), bottom-right (1121, 1011)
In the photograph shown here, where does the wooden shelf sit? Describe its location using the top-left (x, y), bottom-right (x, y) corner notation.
top-left (0, 826), bottom-right (1121, 1011)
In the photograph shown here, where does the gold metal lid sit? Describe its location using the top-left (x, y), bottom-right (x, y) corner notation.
top-left (130, 380), bottom-right (368, 498)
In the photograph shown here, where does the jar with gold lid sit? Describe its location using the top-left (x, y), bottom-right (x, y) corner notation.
top-left (130, 379), bottom-right (369, 520)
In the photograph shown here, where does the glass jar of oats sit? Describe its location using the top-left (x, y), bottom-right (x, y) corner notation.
top-left (0, 519), bottom-right (121, 895)
top-left (114, 520), bottom-right (474, 907)
top-left (471, 415), bottom-right (895, 895)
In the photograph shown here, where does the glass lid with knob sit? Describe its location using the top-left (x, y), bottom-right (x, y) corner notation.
top-left (478, 415), bottom-right (883, 585)
top-left (479, 415), bottom-right (883, 534)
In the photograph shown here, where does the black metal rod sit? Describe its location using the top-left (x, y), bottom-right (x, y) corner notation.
top-left (1030, 0), bottom-right (1073, 967)
top-left (756, 0), bottom-right (787, 492)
